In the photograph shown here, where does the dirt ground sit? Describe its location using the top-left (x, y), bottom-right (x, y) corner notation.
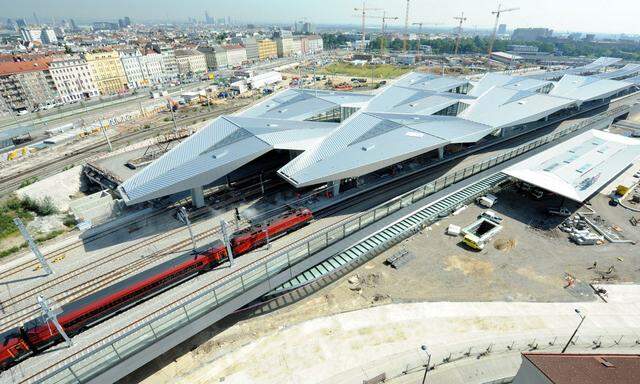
top-left (130, 185), bottom-right (640, 383)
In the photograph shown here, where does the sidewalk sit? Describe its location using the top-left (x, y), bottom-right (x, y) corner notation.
top-left (171, 290), bottom-right (640, 384)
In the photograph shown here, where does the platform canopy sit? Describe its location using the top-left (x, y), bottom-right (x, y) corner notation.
top-left (504, 129), bottom-right (640, 202)
top-left (118, 58), bottom-right (639, 206)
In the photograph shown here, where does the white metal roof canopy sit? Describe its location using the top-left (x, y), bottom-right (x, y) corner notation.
top-left (504, 130), bottom-right (640, 202)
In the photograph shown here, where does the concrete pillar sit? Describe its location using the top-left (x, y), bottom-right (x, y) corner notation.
top-left (191, 186), bottom-right (205, 208)
top-left (330, 180), bottom-right (340, 196)
top-left (437, 147), bottom-right (444, 160)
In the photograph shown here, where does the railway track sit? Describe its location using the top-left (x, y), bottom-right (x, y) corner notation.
top-left (0, 103), bottom-right (250, 196)
top-left (0, 176), bottom-right (288, 332)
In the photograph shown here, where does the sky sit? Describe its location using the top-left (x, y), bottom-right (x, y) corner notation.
top-left (3, 0), bottom-right (639, 35)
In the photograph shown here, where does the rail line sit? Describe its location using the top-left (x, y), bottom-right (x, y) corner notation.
top-left (0, 177), bottom-right (288, 331)
top-left (0, 103), bottom-right (251, 195)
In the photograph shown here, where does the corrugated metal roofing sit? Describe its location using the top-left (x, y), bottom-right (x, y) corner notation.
top-left (504, 129), bottom-right (640, 201)
top-left (595, 64), bottom-right (640, 80)
top-left (460, 86), bottom-right (577, 128)
top-left (532, 57), bottom-right (623, 80)
top-left (240, 88), bottom-right (372, 120)
top-left (120, 64), bottom-right (635, 204)
top-left (469, 73), bottom-right (552, 96)
top-left (549, 75), bottom-right (633, 102)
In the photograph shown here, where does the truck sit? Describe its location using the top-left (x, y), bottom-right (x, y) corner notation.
top-left (461, 218), bottom-right (503, 251)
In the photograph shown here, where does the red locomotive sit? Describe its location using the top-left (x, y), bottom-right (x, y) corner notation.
top-left (0, 207), bottom-right (312, 371)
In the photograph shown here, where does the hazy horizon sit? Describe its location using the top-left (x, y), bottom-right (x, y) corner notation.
top-left (3, 0), bottom-right (640, 36)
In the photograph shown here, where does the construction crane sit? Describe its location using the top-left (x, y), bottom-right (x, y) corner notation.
top-left (453, 12), bottom-right (468, 55)
top-left (412, 21), bottom-right (443, 34)
top-left (402, 0), bottom-right (411, 52)
top-left (354, 1), bottom-right (382, 51)
top-left (368, 11), bottom-right (399, 55)
top-left (487, 4), bottom-right (519, 65)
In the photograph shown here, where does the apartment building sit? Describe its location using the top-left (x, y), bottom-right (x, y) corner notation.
top-left (303, 35), bottom-right (324, 54)
top-left (174, 49), bottom-right (207, 76)
top-left (151, 44), bottom-right (179, 82)
top-left (291, 38), bottom-right (303, 56)
top-left (224, 45), bottom-right (247, 67)
top-left (276, 36), bottom-right (294, 57)
top-left (139, 51), bottom-right (165, 85)
top-left (119, 49), bottom-right (145, 88)
top-left (84, 50), bottom-right (128, 95)
top-left (0, 59), bottom-right (58, 112)
top-left (257, 39), bottom-right (278, 60)
top-left (49, 56), bottom-right (99, 103)
top-left (242, 37), bottom-right (259, 62)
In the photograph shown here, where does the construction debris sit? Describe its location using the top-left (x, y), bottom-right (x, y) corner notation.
top-left (385, 249), bottom-right (416, 269)
top-left (560, 215), bottom-right (604, 245)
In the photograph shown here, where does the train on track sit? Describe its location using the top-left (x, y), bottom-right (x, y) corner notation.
top-left (0, 207), bottom-right (313, 371)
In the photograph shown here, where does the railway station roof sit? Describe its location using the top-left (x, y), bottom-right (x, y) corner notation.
top-left (595, 63), bottom-right (640, 80)
top-left (468, 73), bottom-right (553, 96)
top-left (504, 129), bottom-right (640, 201)
top-left (278, 113), bottom-right (494, 186)
top-left (532, 57), bottom-right (623, 80)
top-left (241, 88), bottom-right (372, 121)
top-left (119, 117), bottom-right (337, 204)
top-left (119, 59), bottom-right (638, 205)
top-left (549, 75), bottom-right (634, 103)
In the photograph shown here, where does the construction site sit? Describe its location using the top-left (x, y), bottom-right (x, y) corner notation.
top-left (1, 2), bottom-right (640, 382)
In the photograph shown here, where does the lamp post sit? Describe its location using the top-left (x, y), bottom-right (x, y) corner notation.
top-left (561, 309), bottom-right (586, 353)
top-left (420, 345), bottom-right (431, 384)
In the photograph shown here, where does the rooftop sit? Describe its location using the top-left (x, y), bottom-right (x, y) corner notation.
top-left (522, 353), bottom-right (640, 384)
top-left (119, 58), bottom-right (639, 205)
top-left (504, 129), bottom-right (640, 201)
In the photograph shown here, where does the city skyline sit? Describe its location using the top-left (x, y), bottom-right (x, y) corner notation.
top-left (3, 0), bottom-right (640, 36)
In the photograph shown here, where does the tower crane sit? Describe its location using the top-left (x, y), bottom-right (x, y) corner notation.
top-left (369, 11), bottom-right (399, 55)
top-left (354, 1), bottom-right (382, 51)
top-left (402, 0), bottom-right (411, 52)
top-left (487, 4), bottom-right (519, 66)
top-left (412, 21), bottom-right (443, 34)
top-left (453, 12), bottom-right (467, 55)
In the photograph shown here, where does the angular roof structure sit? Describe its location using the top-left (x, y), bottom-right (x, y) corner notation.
top-left (119, 59), bottom-right (638, 205)
top-left (504, 129), bottom-right (640, 201)
top-left (595, 63), bottom-right (640, 80)
top-left (549, 75), bottom-right (633, 103)
top-left (241, 89), bottom-right (372, 121)
top-left (532, 57), bottom-right (623, 80)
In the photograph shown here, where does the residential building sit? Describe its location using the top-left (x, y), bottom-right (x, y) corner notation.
top-left (174, 49), bottom-right (207, 77)
top-left (197, 46), bottom-right (220, 71)
top-left (241, 37), bottom-right (259, 62)
top-left (198, 45), bottom-right (229, 69)
top-left (49, 56), bottom-right (99, 103)
top-left (20, 28), bottom-right (43, 43)
top-left (119, 49), bottom-right (145, 88)
top-left (291, 38), bottom-right (303, 56)
top-left (302, 35), bottom-right (324, 54)
top-left (151, 44), bottom-right (179, 82)
top-left (84, 50), bottom-right (128, 95)
top-left (0, 59), bottom-right (58, 112)
top-left (512, 28), bottom-right (553, 42)
top-left (257, 39), bottom-right (278, 60)
top-left (40, 28), bottom-right (57, 44)
top-left (139, 51), bottom-right (165, 85)
top-left (224, 45), bottom-right (247, 67)
top-left (276, 36), bottom-right (294, 57)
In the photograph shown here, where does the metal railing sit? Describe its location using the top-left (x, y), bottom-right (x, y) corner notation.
top-left (319, 331), bottom-right (640, 384)
top-left (22, 104), bottom-right (629, 384)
